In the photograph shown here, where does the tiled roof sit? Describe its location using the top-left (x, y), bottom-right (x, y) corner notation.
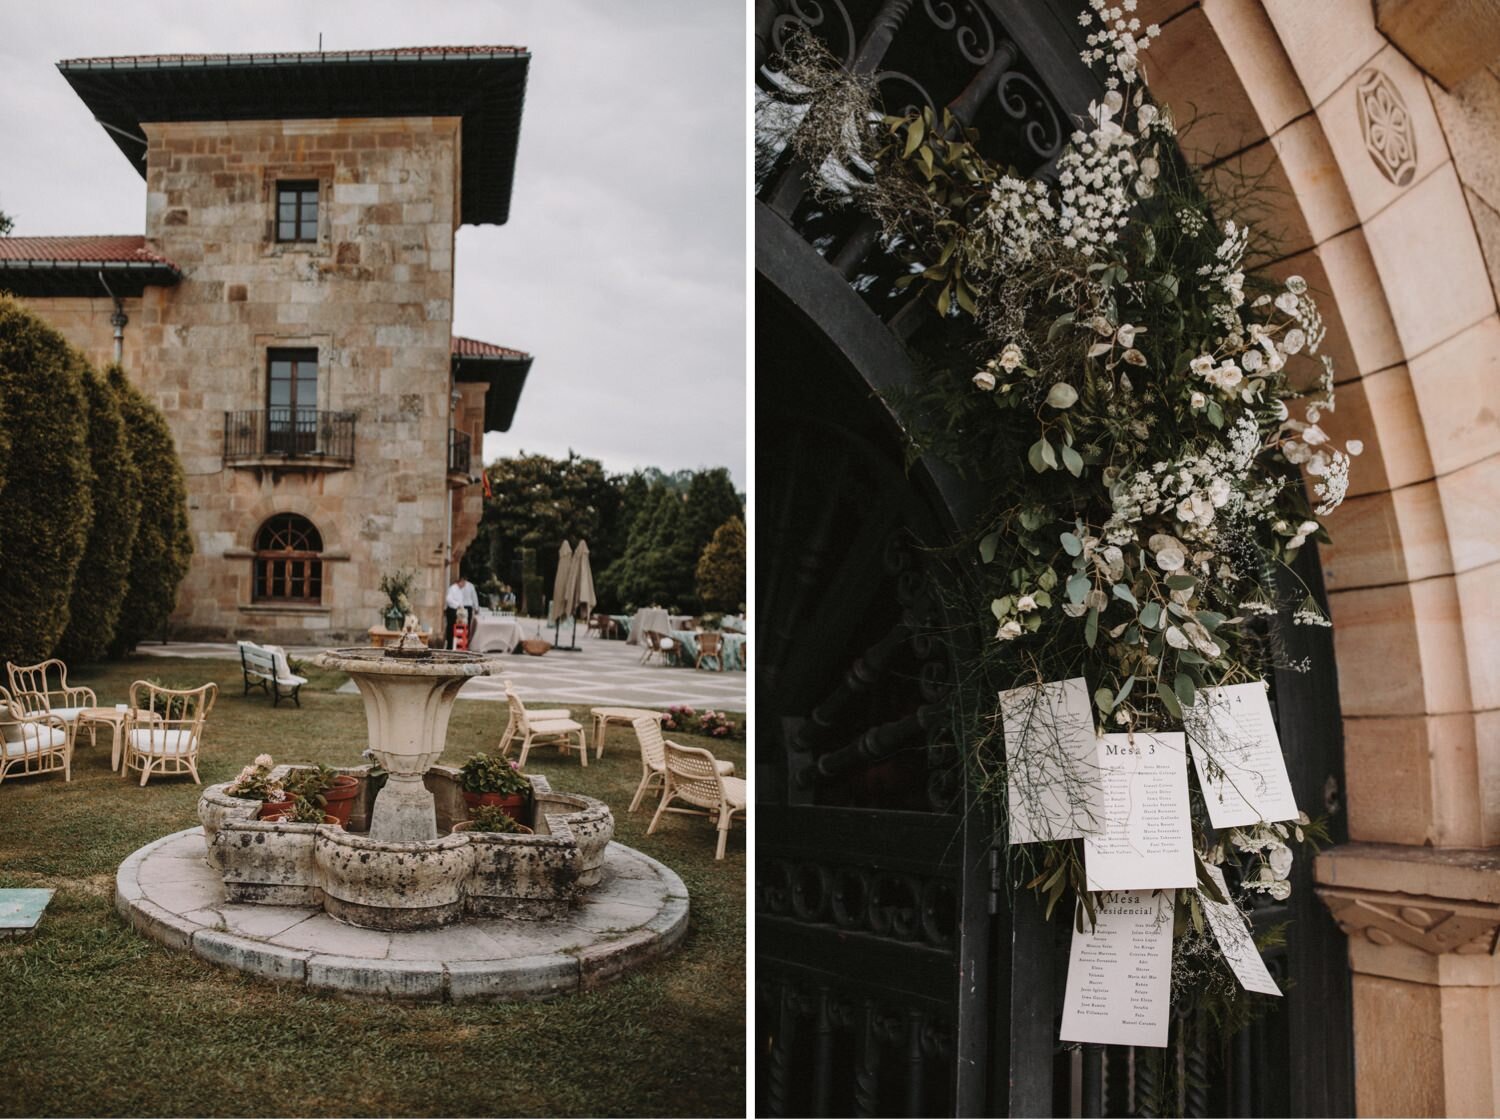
top-left (59, 46), bottom-right (527, 67)
top-left (0, 235), bottom-right (179, 268)
top-left (452, 335), bottom-right (530, 360)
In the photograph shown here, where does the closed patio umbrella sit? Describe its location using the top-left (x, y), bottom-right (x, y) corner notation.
top-left (549, 541), bottom-right (575, 624)
top-left (572, 540), bottom-right (597, 620)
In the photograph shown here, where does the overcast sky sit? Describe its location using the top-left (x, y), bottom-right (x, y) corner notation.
top-left (0, 0), bottom-right (747, 488)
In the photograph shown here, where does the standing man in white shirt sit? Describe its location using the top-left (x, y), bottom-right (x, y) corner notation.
top-left (444, 574), bottom-right (481, 649)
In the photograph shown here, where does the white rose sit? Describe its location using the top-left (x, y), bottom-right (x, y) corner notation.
top-left (1016, 594), bottom-right (1038, 612)
top-left (254, 754), bottom-right (274, 769)
top-left (996, 619), bottom-right (1023, 640)
top-left (1215, 363), bottom-right (1243, 390)
top-left (1190, 354), bottom-right (1215, 376)
top-left (999, 343), bottom-right (1025, 372)
top-left (973, 369), bottom-right (997, 391)
top-left (1190, 391), bottom-right (1206, 409)
top-left (1208, 478), bottom-right (1231, 507)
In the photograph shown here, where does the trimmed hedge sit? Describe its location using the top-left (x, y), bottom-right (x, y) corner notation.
top-left (109, 371), bottom-right (192, 655)
top-left (0, 295), bottom-right (94, 664)
top-left (58, 367), bottom-right (141, 661)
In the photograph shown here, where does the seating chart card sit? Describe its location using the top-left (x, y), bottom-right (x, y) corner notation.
top-left (1186, 682), bottom-right (1299, 829)
top-left (1083, 732), bottom-right (1196, 891)
top-left (1199, 865), bottom-right (1282, 997)
top-left (1060, 890), bottom-right (1174, 1048)
top-left (1000, 678), bottom-right (1100, 844)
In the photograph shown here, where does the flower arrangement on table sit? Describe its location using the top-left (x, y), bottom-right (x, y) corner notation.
top-left (759, 0), bottom-right (1354, 1055)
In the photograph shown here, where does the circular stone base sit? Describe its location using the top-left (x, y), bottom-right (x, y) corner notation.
top-left (116, 828), bottom-right (689, 1002)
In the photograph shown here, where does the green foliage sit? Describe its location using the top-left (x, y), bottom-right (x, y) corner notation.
top-left (0, 208), bottom-right (12, 236)
top-left (459, 752), bottom-right (531, 795)
top-left (110, 373), bottom-right (192, 655)
top-left (378, 568), bottom-right (415, 612)
top-left (605, 485), bottom-right (699, 609)
top-left (0, 295), bottom-right (94, 663)
top-left (695, 516), bottom-right (746, 611)
top-left (465, 803), bottom-right (527, 833)
top-left (58, 367), bottom-right (141, 661)
top-left (682, 468), bottom-right (743, 560)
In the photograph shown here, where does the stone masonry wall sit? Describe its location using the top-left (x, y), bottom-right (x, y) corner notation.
top-left (17, 294), bottom-right (146, 373)
top-left (129, 115), bottom-right (466, 643)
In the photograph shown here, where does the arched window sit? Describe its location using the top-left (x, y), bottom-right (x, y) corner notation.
top-left (253, 514), bottom-right (324, 603)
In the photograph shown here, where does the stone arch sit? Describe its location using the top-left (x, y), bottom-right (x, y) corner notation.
top-left (1143, 1), bottom-right (1500, 1112)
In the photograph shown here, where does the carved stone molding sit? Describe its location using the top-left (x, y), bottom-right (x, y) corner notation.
top-left (1319, 887), bottom-right (1500, 956)
top-left (1355, 68), bottom-right (1419, 186)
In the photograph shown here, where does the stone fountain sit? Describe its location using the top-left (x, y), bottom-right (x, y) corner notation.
top-left (114, 624), bottom-right (689, 1000)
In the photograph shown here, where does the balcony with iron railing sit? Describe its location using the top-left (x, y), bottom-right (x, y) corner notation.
top-left (448, 427), bottom-right (474, 484)
top-left (223, 409), bottom-right (356, 470)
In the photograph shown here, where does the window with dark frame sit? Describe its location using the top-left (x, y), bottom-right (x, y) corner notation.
top-left (275, 180), bottom-right (319, 242)
top-left (252, 513), bottom-right (324, 604)
top-left (266, 348), bottom-right (318, 455)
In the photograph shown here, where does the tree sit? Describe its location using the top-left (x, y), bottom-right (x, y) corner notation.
top-left (0, 207), bottom-right (13, 236)
top-left (683, 467), bottom-right (742, 561)
top-left (462, 450), bottom-right (619, 598)
top-left (110, 372), bottom-right (192, 654)
top-left (58, 367), bottom-right (142, 660)
top-left (696, 517), bottom-right (746, 612)
top-left (0, 295), bottom-right (93, 663)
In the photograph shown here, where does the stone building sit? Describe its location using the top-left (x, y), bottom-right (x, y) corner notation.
top-left (756, 0), bottom-right (1500, 1115)
top-left (0, 47), bottom-right (535, 643)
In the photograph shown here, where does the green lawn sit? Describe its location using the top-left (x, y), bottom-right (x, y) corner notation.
top-left (0, 656), bottom-right (746, 1118)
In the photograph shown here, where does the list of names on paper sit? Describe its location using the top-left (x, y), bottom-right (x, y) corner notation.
top-left (1083, 732), bottom-right (1196, 891)
top-left (1187, 682), bottom-right (1299, 829)
top-left (1060, 890), bottom-right (1175, 1048)
top-left (1001, 677), bottom-right (1100, 844)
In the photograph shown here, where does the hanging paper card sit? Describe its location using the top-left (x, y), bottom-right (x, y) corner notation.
top-left (1083, 732), bottom-right (1195, 890)
top-left (1001, 678), bottom-right (1100, 844)
top-left (1186, 682), bottom-right (1299, 829)
top-left (1060, 890), bottom-right (1174, 1048)
top-left (1199, 865), bottom-right (1282, 997)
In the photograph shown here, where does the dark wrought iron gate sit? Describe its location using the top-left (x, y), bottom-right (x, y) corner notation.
top-left (754, 2), bottom-right (1354, 1115)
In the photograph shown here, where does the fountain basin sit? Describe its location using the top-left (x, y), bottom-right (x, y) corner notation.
top-left (200, 768), bottom-right (615, 931)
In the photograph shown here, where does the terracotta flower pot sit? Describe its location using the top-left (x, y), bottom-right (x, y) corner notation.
top-left (462, 791), bottom-right (528, 825)
top-left (259, 797), bottom-right (295, 820)
top-left (320, 774), bottom-right (360, 827)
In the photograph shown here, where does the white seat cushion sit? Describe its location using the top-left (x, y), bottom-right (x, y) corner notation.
top-left (715, 760), bottom-right (735, 776)
top-left (526, 709), bottom-right (570, 721)
top-left (3, 726), bottom-right (68, 755)
top-left (720, 776), bottom-right (747, 809)
top-left (24, 706), bottom-right (86, 722)
top-left (529, 718), bottom-right (583, 734)
top-left (276, 675), bottom-right (308, 687)
top-left (127, 729), bottom-right (198, 756)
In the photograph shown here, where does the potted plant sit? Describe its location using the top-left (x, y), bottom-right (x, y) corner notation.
top-left (284, 764), bottom-right (360, 827)
top-left (452, 803), bottom-right (533, 835)
top-left (264, 795), bottom-right (341, 827)
top-left (378, 568), bottom-right (416, 630)
top-left (224, 753), bottom-right (295, 820)
top-left (458, 753), bottom-right (531, 825)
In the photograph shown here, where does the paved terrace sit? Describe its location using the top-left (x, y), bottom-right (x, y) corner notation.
top-left (136, 624), bottom-right (747, 710)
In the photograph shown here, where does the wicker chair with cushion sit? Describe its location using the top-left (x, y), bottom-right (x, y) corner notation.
top-left (647, 739), bottom-right (747, 859)
top-left (497, 690), bottom-right (571, 755)
top-left (628, 715), bottom-right (733, 812)
top-left (500, 681), bottom-right (587, 767)
top-left (7, 659), bottom-right (95, 746)
top-left (122, 680), bottom-right (217, 786)
top-left (640, 630), bottom-right (678, 666)
top-left (0, 686), bottom-right (71, 786)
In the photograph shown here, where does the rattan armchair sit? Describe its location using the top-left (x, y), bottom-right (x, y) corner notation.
top-left (7, 659), bottom-right (96, 744)
top-left (0, 686), bottom-right (71, 786)
top-left (647, 740), bottom-right (747, 859)
top-left (640, 630), bottom-right (678, 666)
top-left (628, 715), bottom-right (733, 813)
top-left (696, 631), bottom-right (725, 671)
top-left (500, 681), bottom-right (587, 767)
top-left (122, 680), bottom-right (217, 786)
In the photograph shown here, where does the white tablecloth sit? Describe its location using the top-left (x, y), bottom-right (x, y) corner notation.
top-left (626, 607), bottom-right (672, 646)
top-left (469, 613), bottom-right (524, 654)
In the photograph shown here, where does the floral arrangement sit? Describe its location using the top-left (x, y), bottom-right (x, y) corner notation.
top-left (662, 704), bottom-right (696, 733)
top-left (459, 754), bottom-right (531, 797)
top-left (379, 569), bottom-right (416, 617)
top-left (225, 754), bottom-right (285, 802)
top-left (759, 0), bottom-right (1355, 1043)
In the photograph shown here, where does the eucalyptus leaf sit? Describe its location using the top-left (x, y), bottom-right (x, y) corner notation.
top-left (1040, 440), bottom-right (1058, 469)
top-left (979, 531), bottom-right (1000, 564)
top-left (1139, 602), bottom-right (1162, 628)
top-left (1165, 574), bottom-right (1196, 591)
top-left (1112, 583), bottom-right (1137, 608)
top-left (1156, 680), bottom-right (1183, 719)
top-left (1060, 532), bottom-right (1083, 557)
top-left (1084, 606), bottom-right (1099, 648)
top-left (1066, 573), bottom-right (1090, 604)
top-left (1174, 672), bottom-right (1196, 710)
top-left (1046, 383), bottom-right (1079, 409)
top-left (1061, 443), bottom-right (1084, 477)
top-left (990, 596), bottom-right (1012, 619)
top-left (1116, 675), bottom-right (1136, 705)
top-left (1095, 687), bottom-right (1115, 714)
top-left (1027, 440), bottom-right (1048, 473)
